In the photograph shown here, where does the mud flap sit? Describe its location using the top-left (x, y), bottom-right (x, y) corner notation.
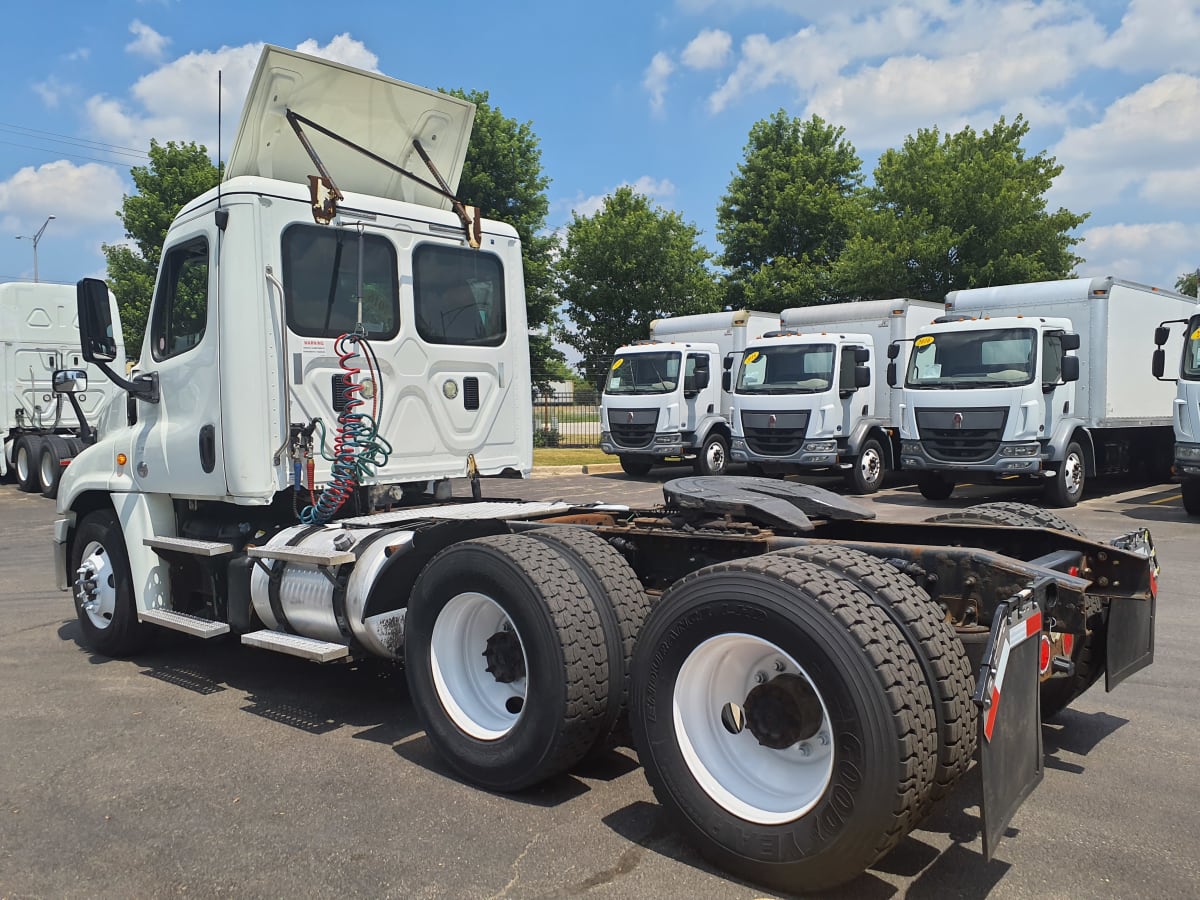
top-left (1106, 526), bottom-right (1158, 691)
top-left (973, 588), bottom-right (1045, 861)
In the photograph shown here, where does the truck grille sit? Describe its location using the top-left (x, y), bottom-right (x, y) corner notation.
top-left (608, 408), bottom-right (657, 449)
top-left (915, 407), bottom-right (1008, 463)
top-left (741, 410), bottom-right (810, 456)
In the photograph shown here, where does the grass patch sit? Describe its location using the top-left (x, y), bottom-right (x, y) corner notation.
top-left (533, 448), bottom-right (613, 467)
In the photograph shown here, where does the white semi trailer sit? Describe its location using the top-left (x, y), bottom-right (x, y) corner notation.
top-left (52, 46), bottom-right (1160, 894)
top-left (599, 310), bottom-right (776, 476)
top-left (729, 299), bottom-right (940, 493)
top-left (893, 277), bottom-right (1197, 506)
top-left (0, 281), bottom-right (125, 497)
top-left (1152, 311), bottom-right (1200, 515)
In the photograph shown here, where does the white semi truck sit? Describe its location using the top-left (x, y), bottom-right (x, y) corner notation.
top-left (52, 46), bottom-right (1160, 894)
top-left (1152, 310), bottom-right (1200, 515)
top-left (598, 310), bottom-right (776, 476)
top-left (729, 299), bottom-right (940, 493)
top-left (1, 281), bottom-right (126, 497)
top-left (892, 277), bottom-right (1197, 506)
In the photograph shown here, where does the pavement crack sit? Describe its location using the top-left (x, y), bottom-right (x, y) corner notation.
top-left (490, 832), bottom-right (541, 900)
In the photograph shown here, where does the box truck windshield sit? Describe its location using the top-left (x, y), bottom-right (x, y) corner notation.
top-left (605, 351), bottom-right (681, 394)
top-left (906, 328), bottom-right (1037, 388)
top-left (736, 344), bottom-right (834, 394)
top-left (1183, 317), bottom-right (1200, 380)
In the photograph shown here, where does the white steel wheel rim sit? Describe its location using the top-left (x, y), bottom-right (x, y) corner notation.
top-left (1063, 453), bottom-right (1083, 495)
top-left (430, 591), bottom-right (527, 741)
top-left (706, 440), bottom-right (726, 473)
top-left (39, 450), bottom-right (56, 489)
top-left (15, 445), bottom-right (30, 482)
top-left (673, 633), bottom-right (834, 825)
top-left (859, 447), bottom-right (882, 484)
top-left (77, 540), bottom-right (118, 630)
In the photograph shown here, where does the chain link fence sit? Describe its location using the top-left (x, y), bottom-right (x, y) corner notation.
top-left (531, 382), bottom-right (602, 448)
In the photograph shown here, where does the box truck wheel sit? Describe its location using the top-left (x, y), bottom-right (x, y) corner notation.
top-left (694, 433), bottom-right (729, 476)
top-left (629, 555), bottom-right (936, 893)
top-left (845, 438), bottom-right (886, 494)
top-left (1182, 479), bottom-right (1200, 517)
top-left (38, 435), bottom-right (71, 499)
top-left (773, 546), bottom-right (975, 807)
top-left (1046, 442), bottom-right (1085, 507)
top-left (404, 534), bottom-right (610, 791)
top-left (916, 472), bottom-right (954, 501)
top-left (69, 510), bottom-right (151, 657)
top-left (527, 526), bottom-right (651, 751)
top-left (619, 455), bottom-right (653, 477)
top-left (14, 436), bottom-right (42, 493)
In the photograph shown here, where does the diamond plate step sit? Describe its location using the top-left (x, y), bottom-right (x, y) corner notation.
top-left (139, 608), bottom-right (231, 637)
top-left (241, 630), bottom-right (350, 662)
top-left (144, 536), bottom-right (234, 557)
top-left (246, 546), bottom-right (355, 567)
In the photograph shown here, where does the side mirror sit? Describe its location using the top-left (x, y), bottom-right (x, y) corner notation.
top-left (886, 361), bottom-right (898, 387)
top-left (53, 369), bottom-right (88, 394)
top-left (854, 365), bottom-right (871, 388)
top-left (854, 347), bottom-right (870, 364)
top-left (683, 375), bottom-right (698, 396)
top-left (1152, 348), bottom-right (1166, 379)
top-left (721, 371), bottom-right (731, 392)
top-left (76, 278), bottom-right (119, 363)
top-left (1060, 332), bottom-right (1081, 352)
top-left (723, 355), bottom-right (734, 371)
top-left (886, 343), bottom-right (900, 360)
top-left (694, 366), bottom-right (711, 391)
top-left (1154, 325), bottom-right (1171, 347)
top-left (1061, 355), bottom-right (1080, 383)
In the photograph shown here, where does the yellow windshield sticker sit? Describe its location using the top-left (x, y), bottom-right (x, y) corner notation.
top-left (744, 351), bottom-right (761, 364)
top-left (611, 358), bottom-right (624, 370)
top-left (915, 335), bottom-right (935, 348)
top-left (1191, 328), bottom-right (1200, 341)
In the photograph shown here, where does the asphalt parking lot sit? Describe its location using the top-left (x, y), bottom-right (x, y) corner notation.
top-left (1, 469), bottom-right (1195, 899)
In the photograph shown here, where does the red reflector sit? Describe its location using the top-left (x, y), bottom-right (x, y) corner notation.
top-left (1068, 566), bottom-right (1079, 577)
top-left (1062, 633), bottom-right (1075, 656)
top-left (1039, 635), bottom-right (1051, 674)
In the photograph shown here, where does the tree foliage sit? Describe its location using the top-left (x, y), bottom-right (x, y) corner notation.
top-left (833, 116), bottom-right (1086, 302)
top-left (1176, 270), bottom-right (1199, 298)
top-left (449, 89), bottom-right (562, 385)
top-left (556, 187), bottom-right (721, 387)
top-left (103, 140), bottom-right (221, 357)
top-left (717, 112), bottom-right (863, 311)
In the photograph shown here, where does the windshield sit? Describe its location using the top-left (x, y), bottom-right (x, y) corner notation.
top-left (1183, 316), bottom-right (1200, 381)
top-left (604, 351), bottom-right (681, 395)
top-left (905, 328), bottom-right (1036, 389)
top-left (736, 344), bottom-right (834, 394)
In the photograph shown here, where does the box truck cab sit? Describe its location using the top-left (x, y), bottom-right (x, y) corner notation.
top-left (895, 277), bottom-right (1196, 506)
top-left (729, 299), bottom-right (940, 493)
top-left (599, 310), bottom-right (776, 476)
top-left (1152, 312), bottom-right (1200, 515)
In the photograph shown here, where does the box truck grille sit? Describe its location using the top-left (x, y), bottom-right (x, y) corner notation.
top-left (741, 410), bottom-right (810, 456)
top-left (608, 408), bottom-right (657, 449)
top-left (916, 407), bottom-right (1008, 463)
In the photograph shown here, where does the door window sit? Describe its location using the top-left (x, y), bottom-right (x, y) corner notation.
top-left (150, 237), bottom-right (209, 362)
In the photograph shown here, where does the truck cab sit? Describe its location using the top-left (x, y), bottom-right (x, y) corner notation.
top-left (729, 331), bottom-right (877, 490)
top-left (1153, 312), bottom-right (1200, 514)
top-left (599, 340), bottom-right (726, 475)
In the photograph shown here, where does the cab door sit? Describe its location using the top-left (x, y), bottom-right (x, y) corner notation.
top-left (129, 224), bottom-right (227, 498)
top-left (837, 344), bottom-right (872, 433)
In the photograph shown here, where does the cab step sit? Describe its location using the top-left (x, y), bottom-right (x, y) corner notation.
top-left (144, 536), bottom-right (235, 557)
top-left (246, 545), bottom-right (355, 567)
top-left (241, 629), bottom-right (350, 662)
top-left (139, 608), bottom-right (231, 638)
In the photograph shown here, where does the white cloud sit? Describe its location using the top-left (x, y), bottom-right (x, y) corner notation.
top-left (567, 176), bottom-right (678, 218)
top-left (1076, 221), bottom-right (1200, 289)
top-left (0, 161), bottom-right (127, 229)
top-left (33, 77), bottom-right (69, 109)
top-left (1098, 0), bottom-right (1200, 72)
top-left (65, 47), bottom-right (90, 62)
top-left (643, 52), bottom-right (675, 114)
top-left (682, 29), bottom-right (732, 70)
top-left (295, 34), bottom-right (380, 72)
top-left (126, 20), bottom-right (170, 60)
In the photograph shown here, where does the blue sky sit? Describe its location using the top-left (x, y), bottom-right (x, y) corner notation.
top-left (2, 0), bottom-right (1199, 303)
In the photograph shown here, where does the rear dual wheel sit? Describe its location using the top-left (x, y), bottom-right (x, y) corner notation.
top-left (14, 436), bottom-right (41, 493)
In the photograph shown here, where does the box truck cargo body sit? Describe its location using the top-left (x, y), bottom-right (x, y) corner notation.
top-left (729, 299), bottom-right (940, 493)
top-left (896, 276), bottom-right (1198, 506)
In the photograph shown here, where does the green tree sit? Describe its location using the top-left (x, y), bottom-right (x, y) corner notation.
top-left (717, 112), bottom-right (863, 311)
top-left (448, 89), bottom-right (562, 387)
top-left (834, 116), bottom-right (1087, 302)
top-left (103, 140), bottom-right (222, 357)
top-left (556, 187), bottom-right (721, 386)
top-left (1176, 270), bottom-right (1199, 298)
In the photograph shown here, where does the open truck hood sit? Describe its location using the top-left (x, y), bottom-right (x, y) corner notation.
top-left (227, 45), bottom-right (474, 211)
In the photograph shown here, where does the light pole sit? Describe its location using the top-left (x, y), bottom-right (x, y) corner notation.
top-left (15, 215), bottom-right (55, 282)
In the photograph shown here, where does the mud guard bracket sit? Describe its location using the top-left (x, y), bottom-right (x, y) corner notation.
top-left (973, 585), bottom-right (1045, 861)
top-left (1106, 527), bottom-right (1158, 691)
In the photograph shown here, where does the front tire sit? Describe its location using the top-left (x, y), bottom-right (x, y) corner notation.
top-left (1182, 479), bottom-right (1200, 517)
top-left (693, 432), bottom-right (729, 476)
top-left (846, 438), bottom-right (886, 494)
top-left (618, 455), bottom-right (653, 477)
top-left (405, 534), bottom-right (611, 791)
top-left (70, 510), bottom-right (151, 656)
top-left (916, 471), bottom-right (955, 501)
top-left (1046, 441), bottom-right (1086, 508)
top-left (630, 556), bottom-right (936, 893)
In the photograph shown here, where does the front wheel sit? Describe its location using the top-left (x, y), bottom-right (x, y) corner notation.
top-left (693, 433), bottom-right (729, 476)
top-left (69, 510), bottom-right (151, 656)
top-left (619, 455), bottom-right (653, 477)
top-left (846, 438), bottom-right (886, 494)
top-left (630, 555), bottom-right (936, 893)
top-left (1182, 479), bottom-right (1200, 517)
top-left (916, 471), bottom-right (955, 501)
top-left (1045, 441), bottom-right (1086, 507)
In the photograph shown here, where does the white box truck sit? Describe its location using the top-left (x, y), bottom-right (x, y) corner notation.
top-left (1152, 311), bottom-right (1200, 515)
top-left (598, 310), bottom-right (776, 475)
top-left (1, 281), bottom-right (126, 497)
top-left (729, 299), bottom-right (941, 493)
top-left (51, 45), bottom-right (1161, 895)
top-left (893, 276), bottom-right (1198, 506)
